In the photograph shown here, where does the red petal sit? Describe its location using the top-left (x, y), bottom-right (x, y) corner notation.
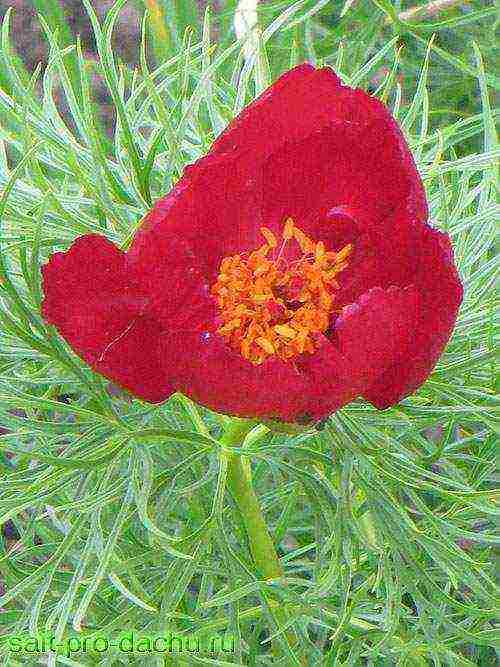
top-left (211, 64), bottom-right (341, 159)
top-left (42, 235), bottom-right (173, 403)
top-left (274, 205), bottom-right (383, 308)
top-left (335, 286), bottom-right (420, 385)
top-left (363, 226), bottom-right (463, 407)
top-left (259, 115), bottom-right (426, 245)
top-left (162, 332), bottom-right (315, 423)
top-left (127, 235), bottom-right (217, 332)
top-left (296, 286), bottom-right (420, 417)
top-left (128, 153), bottom-right (263, 284)
top-left (293, 338), bottom-right (362, 419)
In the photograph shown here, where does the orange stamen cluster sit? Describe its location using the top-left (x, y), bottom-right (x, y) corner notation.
top-left (211, 218), bottom-right (353, 365)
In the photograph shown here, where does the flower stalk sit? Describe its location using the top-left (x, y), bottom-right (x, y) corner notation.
top-left (221, 418), bottom-right (306, 660)
top-left (221, 419), bottom-right (283, 580)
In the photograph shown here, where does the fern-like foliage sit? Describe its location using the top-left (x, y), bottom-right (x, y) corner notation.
top-left (0, 1), bottom-right (497, 665)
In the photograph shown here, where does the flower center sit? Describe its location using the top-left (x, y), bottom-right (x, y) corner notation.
top-left (211, 219), bottom-right (352, 365)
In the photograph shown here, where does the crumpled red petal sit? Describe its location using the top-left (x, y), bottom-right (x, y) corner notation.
top-left (335, 286), bottom-right (421, 386)
top-left (363, 225), bottom-right (463, 407)
top-left (162, 331), bottom-right (314, 423)
top-left (42, 235), bottom-right (174, 403)
top-left (127, 234), bottom-right (217, 333)
top-left (293, 286), bottom-right (420, 420)
top-left (211, 64), bottom-right (342, 159)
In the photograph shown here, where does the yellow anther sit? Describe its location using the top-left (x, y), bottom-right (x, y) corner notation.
top-left (335, 243), bottom-right (353, 262)
top-left (294, 228), bottom-right (315, 253)
top-left (254, 263), bottom-right (270, 277)
top-left (294, 331), bottom-right (308, 354)
top-left (259, 244), bottom-right (271, 257)
top-left (260, 227), bottom-right (278, 248)
top-left (241, 339), bottom-right (251, 359)
top-left (219, 318), bottom-right (241, 334)
top-left (283, 218), bottom-right (295, 240)
top-left (320, 289), bottom-right (333, 310)
top-left (255, 337), bottom-right (275, 355)
top-left (274, 324), bottom-right (297, 339)
top-left (252, 294), bottom-right (269, 303)
top-left (333, 262), bottom-right (349, 275)
top-left (315, 241), bottom-right (325, 261)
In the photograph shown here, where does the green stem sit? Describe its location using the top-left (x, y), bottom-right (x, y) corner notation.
top-left (221, 419), bottom-right (306, 662)
top-left (221, 419), bottom-right (283, 580)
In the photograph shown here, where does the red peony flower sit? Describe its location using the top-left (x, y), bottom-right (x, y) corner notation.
top-left (41, 64), bottom-right (463, 423)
